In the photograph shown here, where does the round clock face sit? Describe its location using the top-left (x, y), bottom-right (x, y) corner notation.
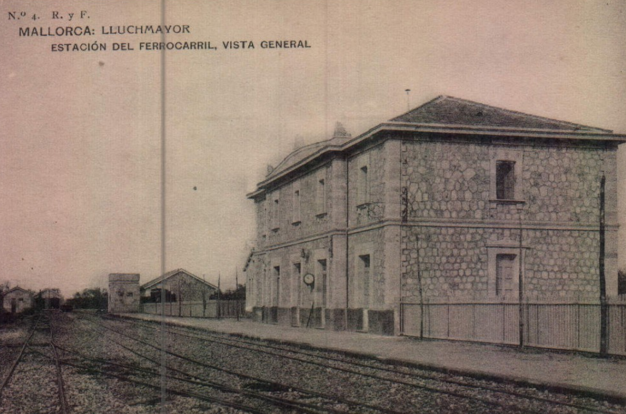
top-left (303, 273), bottom-right (315, 286)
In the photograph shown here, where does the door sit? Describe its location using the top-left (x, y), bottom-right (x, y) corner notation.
top-left (496, 254), bottom-right (516, 296)
top-left (317, 259), bottom-right (327, 327)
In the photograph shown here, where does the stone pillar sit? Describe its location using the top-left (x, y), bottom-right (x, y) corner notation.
top-left (383, 139), bottom-right (403, 334)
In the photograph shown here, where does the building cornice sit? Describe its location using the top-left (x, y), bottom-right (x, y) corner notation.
top-left (247, 122), bottom-right (626, 199)
top-left (251, 218), bottom-right (617, 255)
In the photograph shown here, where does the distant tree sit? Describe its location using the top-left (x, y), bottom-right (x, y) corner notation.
top-left (66, 287), bottom-right (108, 309)
top-left (210, 284), bottom-right (245, 300)
top-left (0, 281), bottom-right (9, 315)
top-left (0, 281), bottom-right (10, 296)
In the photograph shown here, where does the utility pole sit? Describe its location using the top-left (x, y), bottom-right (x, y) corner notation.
top-left (416, 234), bottom-right (424, 340)
top-left (217, 273), bottom-right (221, 320)
top-left (599, 174), bottom-right (608, 356)
top-left (235, 268), bottom-right (240, 322)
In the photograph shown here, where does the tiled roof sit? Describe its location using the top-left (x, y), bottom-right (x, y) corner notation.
top-left (141, 268), bottom-right (217, 290)
top-left (248, 95), bottom-right (623, 198)
top-left (4, 286), bottom-right (30, 296)
top-left (391, 96), bottom-right (611, 133)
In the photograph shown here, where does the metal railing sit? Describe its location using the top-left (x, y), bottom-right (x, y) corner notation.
top-left (141, 300), bottom-right (245, 319)
top-left (400, 301), bottom-right (626, 356)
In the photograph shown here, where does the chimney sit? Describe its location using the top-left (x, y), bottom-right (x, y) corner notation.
top-left (293, 134), bottom-right (305, 151)
top-left (332, 122), bottom-right (351, 140)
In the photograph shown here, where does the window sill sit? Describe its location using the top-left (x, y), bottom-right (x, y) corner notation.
top-left (291, 220), bottom-right (301, 226)
top-left (356, 202), bottom-right (371, 210)
top-left (271, 227), bottom-right (280, 233)
top-left (489, 199), bottom-right (525, 205)
top-left (315, 212), bottom-right (328, 218)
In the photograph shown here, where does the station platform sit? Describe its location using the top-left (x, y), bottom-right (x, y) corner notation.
top-left (117, 313), bottom-right (626, 403)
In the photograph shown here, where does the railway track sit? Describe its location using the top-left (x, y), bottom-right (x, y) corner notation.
top-left (0, 312), bottom-right (68, 414)
top-left (106, 314), bottom-right (625, 414)
top-left (4, 311), bottom-right (622, 413)
top-left (77, 314), bottom-right (408, 413)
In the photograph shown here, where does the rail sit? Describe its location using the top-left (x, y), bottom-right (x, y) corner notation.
top-left (400, 301), bottom-right (626, 355)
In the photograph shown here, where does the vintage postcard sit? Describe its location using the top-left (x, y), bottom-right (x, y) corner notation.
top-left (2, 1), bottom-right (626, 413)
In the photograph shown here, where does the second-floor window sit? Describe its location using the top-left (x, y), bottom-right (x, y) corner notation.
top-left (358, 165), bottom-right (369, 206)
top-left (292, 189), bottom-right (301, 224)
top-left (271, 194), bottom-right (280, 230)
top-left (316, 177), bottom-right (326, 215)
top-left (496, 161), bottom-right (515, 200)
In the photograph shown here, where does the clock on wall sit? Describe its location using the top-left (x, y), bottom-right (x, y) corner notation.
top-left (303, 273), bottom-right (315, 287)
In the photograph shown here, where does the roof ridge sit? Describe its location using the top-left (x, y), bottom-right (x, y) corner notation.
top-left (390, 94), bottom-right (446, 121)
top-left (141, 268), bottom-right (217, 290)
top-left (439, 96), bottom-right (611, 133)
top-left (5, 286), bottom-right (28, 293)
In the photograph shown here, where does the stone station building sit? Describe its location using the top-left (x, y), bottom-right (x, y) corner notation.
top-left (245, 95), bottom-right (625, 336)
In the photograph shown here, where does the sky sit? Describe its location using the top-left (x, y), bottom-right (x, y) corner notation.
top-left (1, 0), bottom-right (626, 297)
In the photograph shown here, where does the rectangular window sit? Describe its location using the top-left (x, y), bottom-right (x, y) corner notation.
top-left (496, 254), bottom-right (516, 296)
top-left (271, 194), bottom-right (280, 230)
top-left (317, 259), bottom-right (327, 307)
top-left (359, 254), bottom-right (371, 307)
top-left (496, 161), bottom-right (515, 200)
top-left (262, 201), bottom-right (268, 237)
top-left (316, 178), bottom-right (326, 215)
top-left (358, 166), bottom-right (369, 205)
top-left (293, 263), bottom-right (301, 306)
top-left (273, 266), bottom-right (280, 307)
top-left (292, 189), bottom-right (301, 223)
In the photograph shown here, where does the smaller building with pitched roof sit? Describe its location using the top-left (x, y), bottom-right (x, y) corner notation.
top-left (141, 268), bottom-right (217, 305)
top-left (35, 288), bottom-right (64, 310)
top-left (2, 286), bottom-right (33, 314)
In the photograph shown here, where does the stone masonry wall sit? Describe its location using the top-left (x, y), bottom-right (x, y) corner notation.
top-left (256, 163), bottom-right (339, 249)
top-left (348, 228), bottom-right (385, 309)
top-left (401, 138), bottom-right (613, 224)
top-left (249, 237), bottom-right (331, 308)
top-left (349, 144), bottom-right (386, 227)
top-left (401, 226), bottom-right (602, 302)
top-left (400, 137), bottom-right (617, 302)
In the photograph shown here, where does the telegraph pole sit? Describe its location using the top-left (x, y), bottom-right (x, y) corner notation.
top-left (217, 273), bottom-right (221, 320)
top-left (235, 268), bottom-right (240, 322)
top-left (599, 174), bottom-right (608, 356)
